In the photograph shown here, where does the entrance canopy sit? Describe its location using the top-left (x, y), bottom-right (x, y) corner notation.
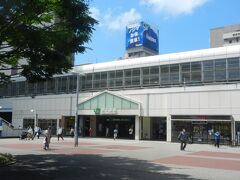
top-left (78, 91), bottom-right (140, 116)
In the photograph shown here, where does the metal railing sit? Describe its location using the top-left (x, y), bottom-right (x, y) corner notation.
top-left (0, 117), bottom-right (23, 137)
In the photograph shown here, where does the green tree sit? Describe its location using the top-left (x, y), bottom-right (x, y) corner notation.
top-left (0, 0), bottom-right (97, 85)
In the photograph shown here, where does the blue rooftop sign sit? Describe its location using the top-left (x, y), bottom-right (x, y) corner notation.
top-left (126, 21), bottom-right (159, 53)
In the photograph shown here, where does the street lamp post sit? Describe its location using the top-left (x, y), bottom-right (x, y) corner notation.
top-left (74, 73), bottom-right (79, 147)
top-left (30, 109), bottom-right (38, 128)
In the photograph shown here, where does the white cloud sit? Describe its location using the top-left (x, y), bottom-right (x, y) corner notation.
top-left (140, 0), bottom-right (209, 17)
top-left (89, 7), bottom-right (100, 20)
top-left (103, 8), bottom-right (142, 30)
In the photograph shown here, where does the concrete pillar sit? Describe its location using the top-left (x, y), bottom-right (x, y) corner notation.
top-left (135, 115), bottom-right (140, 140)
top-left (166, 115), bottom-right (172, 142)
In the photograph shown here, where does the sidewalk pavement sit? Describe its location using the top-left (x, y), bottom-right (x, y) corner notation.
top-left (0, 137), bottom-right (240, 180)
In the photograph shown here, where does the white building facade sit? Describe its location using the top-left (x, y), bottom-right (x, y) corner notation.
top-left (1, 45), bottom-right (240, 145)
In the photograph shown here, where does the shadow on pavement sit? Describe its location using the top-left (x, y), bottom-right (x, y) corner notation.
top-left (0, 154), bottom-right (198, 180)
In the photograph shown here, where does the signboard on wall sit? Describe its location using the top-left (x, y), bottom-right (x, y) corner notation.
top-left (126, 21), bottom-right (159, 53)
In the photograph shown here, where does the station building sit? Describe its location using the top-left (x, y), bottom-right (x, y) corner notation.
top-left (1, 45), bottom-right (240, 145)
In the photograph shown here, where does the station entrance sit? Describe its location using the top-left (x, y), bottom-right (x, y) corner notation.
top-left (82, 115), bottom-right (135, 139)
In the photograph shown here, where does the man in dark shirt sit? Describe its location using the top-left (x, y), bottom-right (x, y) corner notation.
top-left (178, 129), bottom-right (188, 151)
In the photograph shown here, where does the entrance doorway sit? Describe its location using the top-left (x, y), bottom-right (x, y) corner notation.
top-left (150, 117), bottom-right (167, 141)
top-left (96, 116), bottom-right (135, 139)
top-left (61, 116), bottom-right (75, 136)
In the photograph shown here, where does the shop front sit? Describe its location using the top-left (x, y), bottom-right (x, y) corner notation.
top-left (171, 115), bottom-right (232, 145)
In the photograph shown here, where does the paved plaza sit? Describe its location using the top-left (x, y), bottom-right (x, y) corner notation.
top-left (0, 137), bottom-right (240, 180)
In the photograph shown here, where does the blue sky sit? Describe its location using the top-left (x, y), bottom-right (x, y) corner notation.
top-left (75, 0), bottom-right (240, 65)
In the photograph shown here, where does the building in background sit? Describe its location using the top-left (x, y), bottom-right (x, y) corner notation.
top-left (1, 45), bottom-right (240, 145)
top-left (210, 24), bottom-right (240, 48)
top-left (125, 21), bottom-right (159, 59)
top-left (1, 24), bottom-right (240, 145)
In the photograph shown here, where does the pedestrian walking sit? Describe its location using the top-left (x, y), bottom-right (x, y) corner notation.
top-left (43, 130), bottom-right (49, 150)
top-left (70, 127), bottom-right (74, 138)
top-left (105, 127), bottom-right (109, 137)
top-left (214, 131), bottom-right (220, 148)
top-left (89, 127), bottom-right (93, 137)
top-left (128, 126), bottom-right (134, 139)
top-left (27, 125), bottom-right (33, 140)
top-left (34, 125), bottom-right (41, 139)
top-left (113, 128), bottom-right (118, 140)
top-left (178, 129), bottom-right (188, 151)
top-left (57, 126), bottom-right (64, 141)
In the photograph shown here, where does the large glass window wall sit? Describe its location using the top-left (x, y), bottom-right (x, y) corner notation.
top-left (1, 57), bottom-right (240, 98)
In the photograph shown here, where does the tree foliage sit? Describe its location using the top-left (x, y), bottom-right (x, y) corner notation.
top-left (0, 0), bottom-right (97, 85)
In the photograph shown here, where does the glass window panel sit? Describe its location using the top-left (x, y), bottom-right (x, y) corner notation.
top-left (79, 104), bottom-right (84, 110)
top-left (181, 63), bottom-right (190, 72)
top-left (85, 81), bottom-right (92, 89)
top-left (46, 79), bottom-right (55, 93)
top-left (228, 69), bottom-right (239, 80)
top-left (125, 69), bottom-right (131, 77)
top-left (161, 65), bottom-right (169, 74)
top-left (130, 103), bottom-right (138, 109)
top-left (215, 59), bottom-right (226, 70)
top-left (84, 101), bottom-right (91, 109)
top-left (116, 70), bottom-right (123, 77)
top-left (101, 72), bottom-right (107, 79)
top-left (125, 78), bottom-right (131, 86)
top-left (109, 79), bottom-right (115, 87)
top-left (28, 82), bottom-right (35, 95)
top-left (90, 97), bottom-right (98, 109)
top-left (170, 73), bottom-right (179, 84)
top-left (142, 68), bottom-right (149, 75)
top-left (122, 99), bottom-right (131, 109)
top-left (80, 76), bottom-right (85, 90)
top-left (115, 79), bottom-right (123, 87)
top-left (86, 74), bottom-right (92, 81)
top-left (215, 70), bottom-right (226, 81)
top-left (100, 80), bottom-right (107, 88)
top-left (109, 71), bottom-right (115, 78)
top-left (150, 76), bottom-right (159, 84)
top-left (18, 81), bottom-right (26, 95)
top-left (132, 68), bottom-right (140, 76)
top-left (36, 81), bottom-right (45, 94)
top-left (143, 76), bottom-right (149, 85)
top-left (170, 64), bottom-right (179, 73)
top-left (132, 77), bottom-right (140, 85)
top-left (182, 73), bottom-right (190, 83)
top-left (98, 94), bottom-right (106, 109)
top-left (59, 77), bottom-right (67, 92)
top-left (106, 93), bottom-right (114, 108)
top-left (1, 84), bottom-right (10, 97)
top-left (113, 96), bottom-right (122, 109)
top-left (11, 83), bottom-right (17, 96)
top-left (161, 75), bottom-right (170, 84)
top-left (93, 81), bottom-right (100, 88)
top-left (191, 72), bottom-right (201, 82)
top-left (69, 75), bottom-right (77, 92)
top-left (203, 71), bottom-right (214, 82)
top-left (191, 62), bottom-right (201, 71)
top-left (228, 58), bottom-right (239, 69)
top-left (150, 66), bottom-right (159, 75)
top-left (203, 60), bottom-right (213, 71)
top-left (94, 73), bottom-right (100, 80)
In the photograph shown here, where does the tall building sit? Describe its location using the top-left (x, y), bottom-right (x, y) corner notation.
top-left (210, 24), bottom-right (240, 48)
top-left (125, 21), bottom-right (159, 58)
